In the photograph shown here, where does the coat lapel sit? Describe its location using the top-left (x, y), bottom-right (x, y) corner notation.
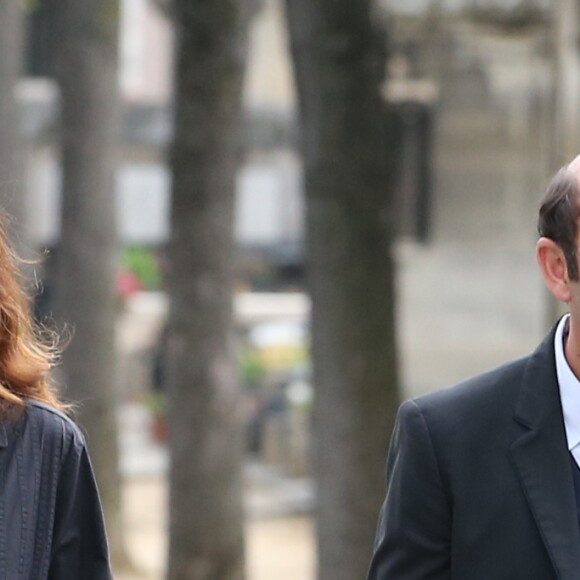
top-left (511, 324), bottom-right (580, 579)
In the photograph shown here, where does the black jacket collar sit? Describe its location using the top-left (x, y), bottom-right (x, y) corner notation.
top-left (511, 320), bottom-right (580, 579)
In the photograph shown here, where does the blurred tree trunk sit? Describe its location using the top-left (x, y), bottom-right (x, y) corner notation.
top-left (285, 2), bottom-right (400, 579)
top-left (53, 0), bottom-right (130, 571)
top-left (0, 0), bottom-right (26, 248)
top-left (166, 2), bottom-right (250, 580)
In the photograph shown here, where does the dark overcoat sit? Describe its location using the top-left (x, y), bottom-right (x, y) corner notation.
top-left (368, 324), bottom-right (580, 579)
top-left (0, 399), bottom-right (112, 580)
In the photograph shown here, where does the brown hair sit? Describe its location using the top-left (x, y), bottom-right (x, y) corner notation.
top-left (0, 213), bottom-right (62, 410)
top-left (538, 166), bottom-right (580, 282)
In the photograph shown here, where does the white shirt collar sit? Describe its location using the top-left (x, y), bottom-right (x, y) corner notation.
top-left (554, 313), bottom-right (580, 452)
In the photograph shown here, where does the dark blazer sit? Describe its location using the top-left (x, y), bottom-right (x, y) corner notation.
top-left (367, 324), bottom-right (580, 580)
top-left (0, 399), bottom-right (113, 580)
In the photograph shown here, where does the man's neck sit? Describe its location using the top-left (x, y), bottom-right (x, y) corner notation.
top-left (565, 318), bottom-right (580, 380)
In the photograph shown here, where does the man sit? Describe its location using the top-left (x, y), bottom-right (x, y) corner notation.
top-left (367, 157), bottom-right (580, 580)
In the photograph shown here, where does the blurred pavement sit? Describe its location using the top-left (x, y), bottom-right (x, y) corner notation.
top-left (116, 403), bottom-right (315, 580)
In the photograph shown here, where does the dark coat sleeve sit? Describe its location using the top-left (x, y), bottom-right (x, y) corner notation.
top-left (48, 430), bottom-right (113, 580)
top-left (367, 399), bottom-right (452, 580)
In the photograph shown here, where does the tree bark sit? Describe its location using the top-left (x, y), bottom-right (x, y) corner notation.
top-left (53, 0), bottom-right (130, 571)
top-left (0, 0), bottom-right (26, 247)
top-left (166, 2), bottom-right (250, 580)
top-left (284, 2), bottom-right (400, 579)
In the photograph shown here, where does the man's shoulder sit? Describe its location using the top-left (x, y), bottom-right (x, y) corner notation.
top-left (409, 354), bottom-right (530, 426)
top-left (392, 355), bottom-right (533, 458)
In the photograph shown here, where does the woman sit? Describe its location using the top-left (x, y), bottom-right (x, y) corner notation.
top-left (0, 217), bottom-right (112, 579)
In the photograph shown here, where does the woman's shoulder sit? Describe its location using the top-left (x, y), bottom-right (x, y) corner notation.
top-left (23, 399), bottom-right (86, 449)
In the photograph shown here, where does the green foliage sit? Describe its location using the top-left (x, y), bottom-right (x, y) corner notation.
top-left (122, 247), bottom-right (161, 290)
top-left (23, 0), bottom-right (40, 13)
top-left (97, 0), bottom-right (120, 44)
top-left (145, 391), bottom-right (167, 416)
top-left (240, 348), bottom-right (266, 390)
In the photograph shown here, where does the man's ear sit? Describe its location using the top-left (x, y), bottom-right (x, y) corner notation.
top-left (536, 237), bottom-right (571, 303)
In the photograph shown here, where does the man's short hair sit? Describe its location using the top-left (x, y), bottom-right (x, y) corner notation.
top-left (538, 166), bottom-right (580, 281)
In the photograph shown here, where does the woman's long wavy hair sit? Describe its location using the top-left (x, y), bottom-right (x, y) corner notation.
top-left (0, 214), bottom-right (61, 410)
